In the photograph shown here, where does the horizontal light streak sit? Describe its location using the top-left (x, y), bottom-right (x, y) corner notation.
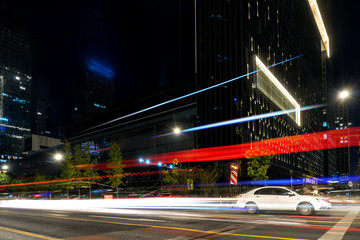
top-left (0, 197), bottom-right (239, 211)
top-left (88, 55), bottom-right (303, 130)
top-left (75, 126), bottom-right (360, 171)
top-left (308, 0), bottom-right (330, 57)
top-left (0, 168), bottom-right (200, 188)
top-left (129, 127), bottom-right (360, 167)
top-left (182, 104), bottom-right (321, 133)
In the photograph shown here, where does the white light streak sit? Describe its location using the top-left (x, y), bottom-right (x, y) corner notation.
top-left (308, 0), bottom-right (330, 57)
top-left (87, 55), bottom-right (304, 131)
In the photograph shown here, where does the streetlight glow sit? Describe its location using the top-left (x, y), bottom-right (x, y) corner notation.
top-left (54, 154), bottom-right (63, 161)
top-left (174, 128), bottom-right (181, 134)
top-left (339, 90), bottom-right (350, 99)
top-left (2, 165), bottom-right (8, 170)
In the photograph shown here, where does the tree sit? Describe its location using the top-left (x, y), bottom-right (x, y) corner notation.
top-left (60, 141), bottom-right (78, 192)
top-left (80, 144), bottom-right (99, 189)
top-left (0, 173), bottom-right (12, 185)
top-left (104, 143), bottom-right (125, 197)
top-left (246, 148), bottom-right (272, 181)
top-left (59, 142), bottom-right (99, 198)
top-left (163, 168), bottom-right (198, 195)
top-left (198, 165), bottom-right (218, 197)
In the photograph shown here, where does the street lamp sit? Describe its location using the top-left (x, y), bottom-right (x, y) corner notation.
top-left (338, 90), bottom-right (350, 100)
top-left (2, 165), bottom-right (8, 170)
top-left (54, 153), bottom-right (63, 161)
top-left (173, 128), bottom-right (181, 134)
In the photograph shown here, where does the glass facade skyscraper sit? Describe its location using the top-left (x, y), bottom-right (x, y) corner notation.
top-left (195, 0), bottom-right (334, 177)
top-left (0, 12), bottom-right (33, 162)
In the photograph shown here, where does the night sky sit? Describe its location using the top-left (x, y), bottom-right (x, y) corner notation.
top-left (2, 0), bottom-right (195, 131)
top-left (2, 0), bottom-right (360, 130)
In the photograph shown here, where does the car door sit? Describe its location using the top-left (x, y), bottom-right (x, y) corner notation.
top-left (253, 188), bottom-right (277, 210)
top-left (273, 188), bottom-right (298, 211)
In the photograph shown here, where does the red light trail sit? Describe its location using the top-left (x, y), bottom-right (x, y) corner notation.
top-left (0, 168), bottom-right (200, 188)
top-left (82, 127), bottom-right (360, 170)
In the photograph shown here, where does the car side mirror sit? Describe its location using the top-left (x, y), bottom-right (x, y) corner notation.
top-left (288, 193), bottom-right (295, 197)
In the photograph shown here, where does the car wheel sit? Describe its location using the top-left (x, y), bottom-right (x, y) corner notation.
top-left (245, 202), bottom-right (258, 214)
top-left (297, 202), bottom-right (314, 216)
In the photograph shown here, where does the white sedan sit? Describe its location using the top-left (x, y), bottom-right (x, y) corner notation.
top-left (237, 186), bottom-right (331, 215)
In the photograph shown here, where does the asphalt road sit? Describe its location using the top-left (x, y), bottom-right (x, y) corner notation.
top-left (0, 207), bottom-right (359, 240)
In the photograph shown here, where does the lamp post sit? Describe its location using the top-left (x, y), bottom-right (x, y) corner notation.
top-left (54, 153), bottom-right (63, 161)
top-left (1, 165), bottom-right (9, 173)
top-left (338, 90), bottom-right (350, 100)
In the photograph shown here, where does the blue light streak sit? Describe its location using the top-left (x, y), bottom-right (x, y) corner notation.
top-left (147, 104), bottom-right (324, 140)
top-left (238, 175), bottom-right (360, 186)
top-left (87, 60), bottom-right (114, 79)
top-left (88, 55), bottom-right (303, 130)
top-left (182, 104), bottom-right (325, 133)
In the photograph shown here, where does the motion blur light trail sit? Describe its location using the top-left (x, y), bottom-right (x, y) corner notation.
top-left (132, 127), bottom-right (360, 167)
top-left (88, 55), bottom-right (303, 130)
top-left (75, 126), bottom-right (360, 171)
top-left (7, 127), bottom-right (359, 189)
top-left (0, 168), bottom-right (200, 188)
top-left (170, 104), bottom-right (324, 135)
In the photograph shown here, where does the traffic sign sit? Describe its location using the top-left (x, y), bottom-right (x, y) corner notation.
top-left (230, 163), bottom-right (238, 185)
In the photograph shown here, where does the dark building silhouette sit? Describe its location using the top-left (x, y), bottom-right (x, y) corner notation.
top-left (32, 99), bottom-right (51, 137)
top-left (195, 0), bottom-right (334, 178)
top-left (71, 60), bottom-right (115, 120)
top-left (334, 101), bottom-right (350, 175)
top-left (0, 11), bottom-right (35, 164)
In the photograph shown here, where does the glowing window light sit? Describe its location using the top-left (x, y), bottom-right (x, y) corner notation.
top-left (308, 0), bottom-right (330, 58)
top-left (255, 56), bottom-right (301, 125)
top-left (94, 103), bottom-right (106, 109)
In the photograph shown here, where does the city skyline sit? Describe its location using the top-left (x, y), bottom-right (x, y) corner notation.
top-left (2, 1), bottom-right (359, 130)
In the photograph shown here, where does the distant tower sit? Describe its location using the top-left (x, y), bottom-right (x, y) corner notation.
top-left (334, 102), bottom-right (351, 175)
top-left (0, 11), bottom-right (34, 162)
top-left (33, 99), bottom-right (51, 136)
top-left (72, 60), bottom-right (114, 119)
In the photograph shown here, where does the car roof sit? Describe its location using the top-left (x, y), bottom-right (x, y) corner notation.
top-left (246, 186), bottom-right (291, 193)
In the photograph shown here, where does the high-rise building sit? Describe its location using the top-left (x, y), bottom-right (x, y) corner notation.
top-left (0, 11), bottom-right (34, 163)
top-left (32, 99), bottom-right (51, 137)
top-left (71, 60), bottom-right (115, 120)
top-left (334, 102), bottom-right (350, 175)
top-left (195, 0), bottom-right (334, 178)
